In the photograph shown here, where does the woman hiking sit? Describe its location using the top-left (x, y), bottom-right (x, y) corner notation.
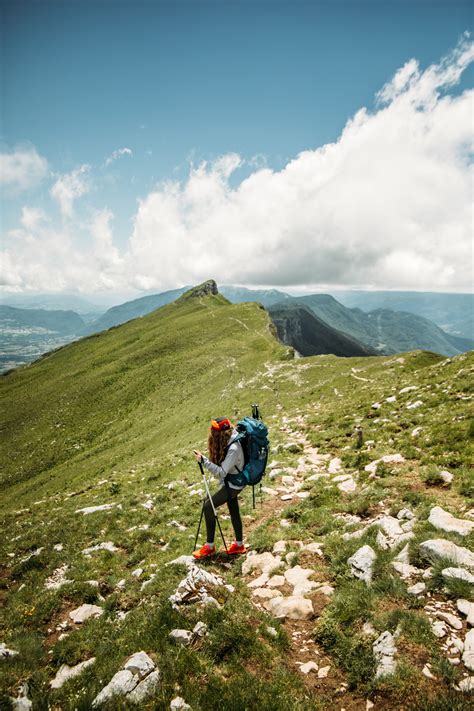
top-left (193, 417), bottom-right (246, 559)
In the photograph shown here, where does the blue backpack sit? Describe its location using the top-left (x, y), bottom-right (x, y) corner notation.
top-left (226, 416), bottom-right (269, 490)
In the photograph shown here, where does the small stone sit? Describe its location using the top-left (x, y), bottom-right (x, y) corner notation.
top-left (348, 545), bottom-right (376, 584)
top-left (328, 457), bottom-right (342, 473)
top-left (435, 611), bottom-right (462, 630)
top-left (431, 621), bottom-right (447, 638)
top-left (407, 582), bottom-right (426, 595)
top-left (272, 540), bottom-right (287, 554)
top-left (299, 661), bottom-right (318, 674)
top-left (267, 575), bottom-right (286, 588)
top-left (411, 427), bottom-right (422, 437)
top-left (397, 508), bottom-right (415, 521)
top-left (169, 629), bottom-right (194, 646)
top-left (419, 539), bottom-right (474, 570)
top-left (439, 470), bottom-right (453, 484)
top-left (50, 658), bottom-right (96, 689)
top-left (302, 542), bottom-right (324, 555)
top-left (131, 568), bottom-right (143, 578)
top-left (279, 519), bottom-right (291, 528)
top-left (428, 507), bottom-right (474, 537)
top-left (462, 629), bottom-right (474, 671)
top-left (69, 604), bottom-right (103, 624)
top-left (92, 670), bottom-right (138, 706)
top-left (75, 504), bottom-right (115, 515)
top-left (0, 643), bottom-right (19, 658)
top-left (127, 670), bottom-right (161, 703)
top-left (266, 626), bottom-right (278, 638)
top-left (247, 572), bottom-right (270, 589)
top-left (252, 588), bottom-right (283, 600)
top-left (124, 651), bottom-right (155, 678)
top-left (457, 599), bottom-right (474, 626)
top-left (422, 664), bottom-right (436, 679)
top-left (442, 567), bottom-right (474, 584)
top-left (318, 665), bottom-right (330, 678)
top-left (362, 622), bottom-right (376, 637)
top-left (170, 697), bottom-right (192, 710)
top-left (373, 631), bottom-right (397, 678)
top-left (242, 552), bottom-right (282, 576)
top-left (458, 676), bottom-right (474, 692)
top-left (366, 701), bottom-right (374, 710)
top-left (192, 622), bottom-right (208, 638)
top-left (265, 595), bottom-right (314, 620)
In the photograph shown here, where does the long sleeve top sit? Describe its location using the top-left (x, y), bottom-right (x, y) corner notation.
top-left (201, 431), bottom-right (245, 490)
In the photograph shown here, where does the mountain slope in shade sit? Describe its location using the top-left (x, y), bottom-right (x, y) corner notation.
top-left (81, 286), bottom-right (188, 335)
top-left (268, 303), bottom-right (376, 357)
top-left (220, 285), bottom-right (292, 307)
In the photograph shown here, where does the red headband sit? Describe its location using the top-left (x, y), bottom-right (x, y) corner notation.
top-left (211, 418), bottom-right (232, 431)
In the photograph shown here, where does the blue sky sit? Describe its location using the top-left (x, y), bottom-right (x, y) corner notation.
top-left (1, 0), bottom-right (473, 296)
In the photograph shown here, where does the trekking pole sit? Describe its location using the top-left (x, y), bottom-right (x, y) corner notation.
top-left (198, 460), bottom-right (228, 554)
top-left (193, 501), bottom-right (205, 552)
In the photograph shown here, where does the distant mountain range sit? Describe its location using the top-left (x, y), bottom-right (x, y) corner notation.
top-left (333, 290), bottom-right (473, 340)
top-left (1, 285), bottom-right (472, 372)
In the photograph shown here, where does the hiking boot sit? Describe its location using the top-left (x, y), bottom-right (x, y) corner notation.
top-left (227, 542), bottom-right (246, 555)
top-left (192, 544), bottom-right (216, 560)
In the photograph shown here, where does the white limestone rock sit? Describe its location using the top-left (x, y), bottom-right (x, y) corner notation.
top-left (265, 595), bottom-right (314, 620)
top-left (166, 555), bottom-right (196, 569)
top-left (169, 564), bottom-right (234, 609)
top-left (75, 504), bottom-right (115, 515)
top-left (82, 541), bottom-right (118, 555)
top-left (92, 670), bottom-right (138, 706)
top-left (69, 604), bottom-right (103, 624)
top-left (299, 661), bottom-right (318, 674)
top-left (397, 508), bottom-right (415, 521)
top-left (439, 470), bottom-right (454, 484)
top-left (435, 611), bottom-right (462, 631)
top-left (373, 631), bottom-right (397, 678)
top-left (348, 545), bottom-right (376, 584)
top-left (442, 567), bottom-right (474, 584)
top-left (267, 575), bottom-right (286, 588)
top-left (284, 565), bottom-right (314, 588)
top-left (458, 676), bottom-right (474, 693)
top-left (192, 621), bottom-right (208, 638)
top-left (123, 652), bottom-right (155, 679)
top-left (252, 588), bottom-right (283, 600)
top-left (457, 599), bottom-right (474, 626)
top-left (10, 683), bottom-right (32, 711)
top-left (364, 453), bottom-right (405, 476)
top-left (428, 507), bottom-right (474, 537)
top-left (302, 542), bottom-right (324, 556)
top-left (0, 643), bottom-right (19, 658)
top-left (50, 658), bottom-right (96, 689)
top-left (169, 629), bottom-right (193, 646)
top-left (431, 620), bottom-right (447, 638)
top-left (407, 582), bottom-right (426, 595)
top-left (247, 572), bottom-right (270, 589)
top-left (419, 539), bottom-right (474, 570)
top-left (272, 540), bottom-right (287, 554)
top-left (242, 552), bottom-right (282, 576)
top-left (463, 629), bottom-right (474, 671)
top-left (337, 476), bottom-right (357, 493)
top-left (127, 670), bottom-right (161, 704)
top-left (328, 457), bottom-right (342, 474)
top-left (318, 665), bottom-right (330, 678)
top-left (170, 697), bottom-right (192, 710)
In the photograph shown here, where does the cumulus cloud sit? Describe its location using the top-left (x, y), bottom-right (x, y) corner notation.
top-left (105, 147), bottom-right (133, 166)
top-left (0, 144), bottom-right (49, 192)
top-left (50, 165), bottom-right (91, 217)
top-left (2, 36), bottom-right (473, 294)
top-left (125, 36), bottom-right (473, 292)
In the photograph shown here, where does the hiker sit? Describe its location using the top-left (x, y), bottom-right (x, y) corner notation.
top-left (192, 417), bottom-right (246, 559)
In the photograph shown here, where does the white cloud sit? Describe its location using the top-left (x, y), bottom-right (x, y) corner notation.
top-left (20, 206), bottom-right (48, 231)
top-left (2, 36), bottom-right (473, 294)
top-left (0, 144), bottom-right (49, 192)
top-left (50, 165), bottom-right (91, 217)
top-left (105, 147), bottom-right (133, 166)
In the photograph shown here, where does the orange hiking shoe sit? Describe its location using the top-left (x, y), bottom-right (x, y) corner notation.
top-left (227, 542), bottom-right (246, 555)
top-left (192, 544), bottom-right (216, 560)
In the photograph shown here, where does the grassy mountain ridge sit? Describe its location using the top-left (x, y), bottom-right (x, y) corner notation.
top-left (1, 288), bottom-right (473, 710)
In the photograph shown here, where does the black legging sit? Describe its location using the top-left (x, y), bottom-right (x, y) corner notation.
top-left (203, 486), bottom-right (243, 543)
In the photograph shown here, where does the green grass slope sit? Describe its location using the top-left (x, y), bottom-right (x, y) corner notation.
top-left (1, 287), bottom-right (473, 710)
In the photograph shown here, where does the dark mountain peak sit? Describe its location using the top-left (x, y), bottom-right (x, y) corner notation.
top-left (180, 279), bottom-right (219, 300)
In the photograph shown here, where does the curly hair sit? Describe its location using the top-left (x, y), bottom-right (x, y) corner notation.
top-left (208, 427), bottom-right (233, 465)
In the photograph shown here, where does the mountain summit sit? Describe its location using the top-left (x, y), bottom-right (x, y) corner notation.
top-left (179, 279), bottom-right (219, 300)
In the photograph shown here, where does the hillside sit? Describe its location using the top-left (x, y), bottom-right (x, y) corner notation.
top-left (334, 291), bottom-right (474, 341)
top-left (268, 302), bottom-right (376, 357)
top-left (1, 284), bottom-right (473, 710)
